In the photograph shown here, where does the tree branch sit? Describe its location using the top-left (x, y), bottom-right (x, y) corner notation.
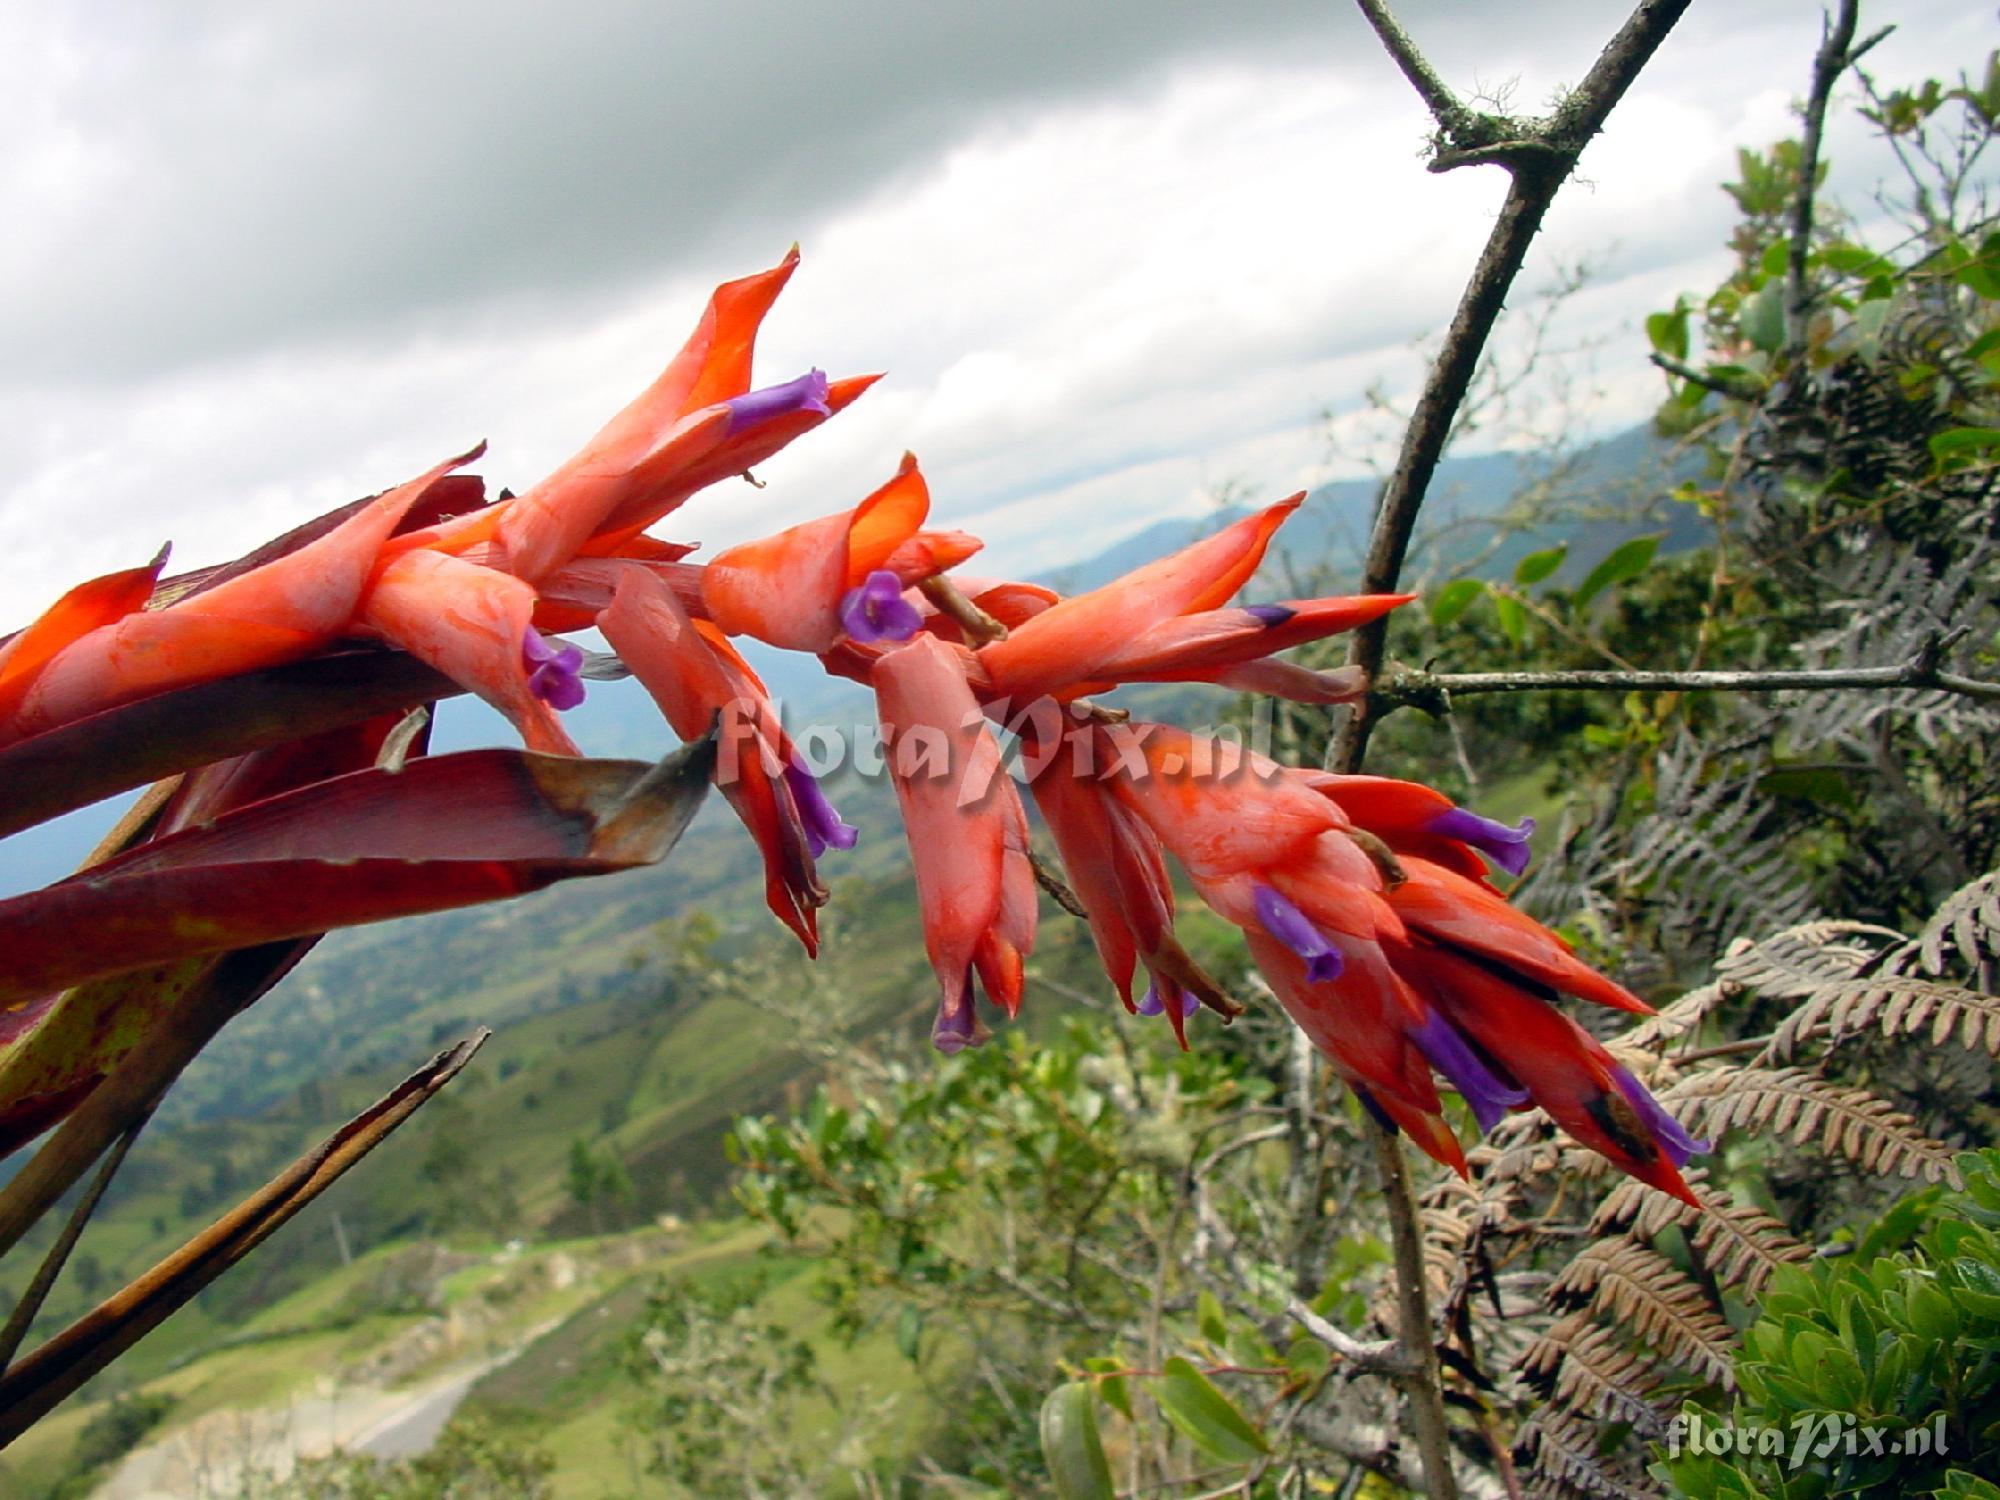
top-left (1329, 6), bottom-right (1693, 1496)
top-left (1334, 0), bottom-right (1696, 770)
top-left (1784, 0), bottom-right (1861, 362)
top-left (1649, 350), bottom-right (1764, 402)
top-left (1374, 634), bottom-right (2000, 716)
top-left (1354, 0), bottom-right (1471, 139)
top-left (1286, 1296), bottom-right (1412, 1378)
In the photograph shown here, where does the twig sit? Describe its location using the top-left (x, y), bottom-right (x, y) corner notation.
top-left (1030, 851), bottom-right (1091, 920)
top-left (1649, 351), bottom-right (1764, 402)
top-left (1354, 0), bottom-right (1471, 139)
top-left (1373, 633), bottom-right (2000, 715)
top-left (1285, 1297), bottom-right (1412, 1378)
top-left (1334, 0), bottom-right (1697, 770)
top-left (1783, 3), bottom-right (1892, 362)
top-left (1330, 7), bottom-right (1693, 1497)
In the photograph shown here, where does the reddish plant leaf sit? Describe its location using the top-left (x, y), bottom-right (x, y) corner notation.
top-left (0, 715), bottom-right (422, 1160)
top-left (0, 740), bottom-right (712, 1009)
top-left (0, 648), bottom-right (456, 840)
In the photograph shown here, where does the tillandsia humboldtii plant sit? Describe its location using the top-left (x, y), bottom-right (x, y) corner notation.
top-left (0, 245), bottom-right (1716, 1439)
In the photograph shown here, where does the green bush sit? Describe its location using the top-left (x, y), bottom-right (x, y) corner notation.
top-left (1657, 1149), bottom-right (2000, 1498)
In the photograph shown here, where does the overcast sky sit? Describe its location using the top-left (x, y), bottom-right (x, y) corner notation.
top-left (1, 0), bottom-right (1989, 625)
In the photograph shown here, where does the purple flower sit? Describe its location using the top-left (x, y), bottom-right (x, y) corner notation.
top-left (522, 627), bottom-right (586, 711)
top-left (1429, 807), bottom-right (1536, 877)
top-left (1411, 1012), bottom-right (1529, 1133)
top-left (839, 570), bottom-right (924, 644)
top-left (1136, 981), bottom-right (1198, 1019)
top-left (1610, 1064), bottom-right (1712, 1167)
top-left (784, 759), bottom-right (859, 859)
top-left (933, 982), bottom-right (989, 1055)
top-left (723, 369), bottom-right (831, 434)
top-left (1253, 885), bottom-right (1343, 983)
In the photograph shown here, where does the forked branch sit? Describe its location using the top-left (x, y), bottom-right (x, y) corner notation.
top-left (1332, 4), bottom-right (1694, 1496)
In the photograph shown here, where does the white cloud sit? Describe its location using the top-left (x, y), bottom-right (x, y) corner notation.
top-left (0, 0), bottom-right (1987, 629)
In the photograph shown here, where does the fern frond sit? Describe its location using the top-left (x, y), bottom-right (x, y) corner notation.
top-left (1669, 1066), bottom-right (1959, 1183)
top-left (1546, 1240), bottom-right (1735, 1385)
top-left (1618, 978), bottom-right (1737, 1053)
top-left (1713, 919), bottom-right (1903, 997)
top-left (1591, 1176), bottom-right (1811, 1299)
top-left (1762, 970), bottom-right (2000, 1061)
top-left (1517, 1406), bottom-right (1663, 1500)
top-left (1518, 1311), bottom-right (1670, 1433)
top-left (1905, 870), bottom-right (2000, 979)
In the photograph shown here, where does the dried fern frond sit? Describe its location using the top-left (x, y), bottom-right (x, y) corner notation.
top-left (1624, 739), bottom-right (1820, 947)
top-left (1518, 1311), bottom-right (1671, 1434)
top-left (1618, 978), bottom-right (1738, 1053)
top-left (1591, 1176), bottom-right (1811, 1300)
top-left (1712, 919), bottom-right (1903, 997)
top-left (1905, 869), bottom-right (2000, 979)
top-left (1761, 969), bottom-right (2000, 1061)
top-left (1546, 1240), bottom-right (1736, 1386)
top-left (1669, 1066), bottom-right (1960, 1184)
top-left (1516, 1404), bottom-right (1665, 1500)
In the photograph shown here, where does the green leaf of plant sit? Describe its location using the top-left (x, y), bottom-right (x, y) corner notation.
top-left (1428, 577), bottom-right (1485, 627)
top-left (1646, 305), bottom-right (1690, 361)
top-left (1040, 1382), bottom-right (1115, 1500)
top-left (1930, 427), bottom-right (2000, 467)
top-left (1819, 242), bottom-right (1896, 280)
top-left (1742, 277), bottom-right (1786, 354)
top-left (1491, 592), bottom-right (1526, 646)
top-left (1514, 544), bottom-right (1567, 587)
top-left (1757, 767), bottom-right (1857, 808)
top-left (1083, 1356), bottom-right (1132, 1420)
top-left (896, 1304), bottom-right (923, 1363)
top-left (1197, 1290), bottom-right (1228, 1347)
top-left (1154, 1356), bottom-right (1268, 1463)
top-left (1575, 534), bottom-right (1664, 610)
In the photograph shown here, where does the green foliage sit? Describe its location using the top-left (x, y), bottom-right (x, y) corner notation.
top-left (1658, 1150), bottom-right (2000, 1498)
top-left (246, 1419), bottom-right (555, 1499)
top-left (47, 1391), bottom-right (176, 1500)
top-left (615, 1267), bottom-right (854, 1497)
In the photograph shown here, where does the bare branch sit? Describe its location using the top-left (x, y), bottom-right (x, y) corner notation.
top-left (1286, 1296), bottom-right (1413, 1377)
top-left (1785, 0), bottom-right (1862, 361)
top-left (1354, 0), bottom-right (1470, 138)
top-left (1334, 0), bottom-right (1695, 770)
top-left (1649, 351), bottom-right (1764, 402)
top-left (1328, 7), bottom-right (1694, 1495)
top-left (1375, 632), bottom-right (2000, 715)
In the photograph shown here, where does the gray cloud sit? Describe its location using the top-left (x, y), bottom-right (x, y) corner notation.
top-left (3, 0), bottom-right (1808, 386)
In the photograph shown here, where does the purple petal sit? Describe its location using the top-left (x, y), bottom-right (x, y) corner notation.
top-left (522, 627), bottom-right (586, 711)
top-left (1135, 982), bottom-right (1197, 1020)
top-left (838, 570), bottom-right (924, 644)
top-left (723, 369), bottom-right (832, 434)
top-left (1252, 885), bottom-right (1343, 983)
top-left (1412, 1011), bottom-right (1529, 1133)
top-left (784, 760), bottom-right (858, 859)
top-left (933, 982), bottom-right (989, 1055)
top-left (1429, 806), bottom-right (1536, 877)
top-left (1611, 1065), bottom-right (1712, 1167)
top-left (1243, 604), bottom-right (1295, 626)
